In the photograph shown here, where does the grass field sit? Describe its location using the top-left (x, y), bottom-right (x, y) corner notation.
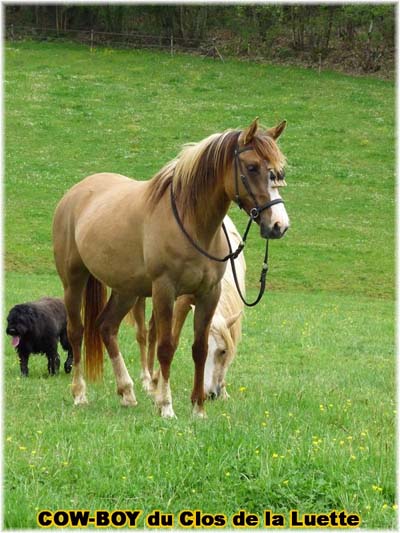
top-left (4, 41), bottom-right (396, 529)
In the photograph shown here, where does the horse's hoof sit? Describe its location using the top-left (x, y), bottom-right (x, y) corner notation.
top-left (73, 394), bottom-right (88, 406)
top-left (120, 395), bottom-right (138, 407)
top-left (72, 380), bottom-right (87, 405)
top-left (160, 404), bottom-right (176, 419)
top-left (193, 404), bottom-right (207, 419)
top-left (117, 380), bottom-right (137, 407)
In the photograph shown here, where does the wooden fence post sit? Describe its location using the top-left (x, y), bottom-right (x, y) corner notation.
top-left (90, 29), bottom-right (94, 52)
top-left (170, 34), bottom-right (174, 56)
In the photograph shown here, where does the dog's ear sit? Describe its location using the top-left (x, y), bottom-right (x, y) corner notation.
top-left (19, 306), bottom-right (37, 331)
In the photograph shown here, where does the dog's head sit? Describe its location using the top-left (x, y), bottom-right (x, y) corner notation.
top-left (6, 305), bottom-right (37, 348)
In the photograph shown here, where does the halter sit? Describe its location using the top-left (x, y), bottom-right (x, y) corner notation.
top-left (170, 143), bottom-right (286, 306)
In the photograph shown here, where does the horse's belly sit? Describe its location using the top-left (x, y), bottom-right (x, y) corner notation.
top-left (77, 233), bottom-right (153, 295)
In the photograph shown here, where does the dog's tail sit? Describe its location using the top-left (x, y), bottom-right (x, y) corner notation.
top-left (83, 274), bottom-right (107, 382)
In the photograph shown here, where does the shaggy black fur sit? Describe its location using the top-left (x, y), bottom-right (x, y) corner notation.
top-left (6, 297), bottom-right (73, 377)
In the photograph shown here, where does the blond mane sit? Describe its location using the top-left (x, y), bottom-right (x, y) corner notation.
top-left (209, 215), bottom-right (245, 360)
top-left (145, 127), bottom-right (286, 216)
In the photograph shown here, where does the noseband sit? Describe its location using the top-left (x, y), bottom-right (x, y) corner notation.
top-left (170, 143), bottom-right (286, 306)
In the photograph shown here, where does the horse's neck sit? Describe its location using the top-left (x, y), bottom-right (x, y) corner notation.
top-left (189, 188), bottom-right (231, 245)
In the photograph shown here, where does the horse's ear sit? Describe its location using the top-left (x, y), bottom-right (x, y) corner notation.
top-left (225, 310), bottom-right (242, 330)
top-left (240, 117), bottom-right (259, 145)
top-left (266, 120), bottom-right (287, 140)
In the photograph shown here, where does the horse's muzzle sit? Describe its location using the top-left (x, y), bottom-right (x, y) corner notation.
top-left (261, 221), bottom-right (289, 239)
top-left (207, 384), bottom-right (222, 400)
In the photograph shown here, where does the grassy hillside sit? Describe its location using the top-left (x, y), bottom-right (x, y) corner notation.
top-left (4, 41), bottom-right (396, 529)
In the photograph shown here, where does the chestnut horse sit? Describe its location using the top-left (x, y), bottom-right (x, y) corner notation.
top-left (52, 118), bottom-right (289, 418)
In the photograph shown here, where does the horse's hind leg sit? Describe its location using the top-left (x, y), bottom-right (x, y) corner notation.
top-left (97, 291), bottom-right (137, 407)
top-left (64, 273), bottom-right (89, 404)
top-left (147, 312), bottom-right (157, 384)
top-left (132, 297), bottom-right (152, 391)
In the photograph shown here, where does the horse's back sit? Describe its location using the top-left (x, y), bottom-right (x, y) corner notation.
top-left (55, 173), bottom-right (141, 212)
top-left (53, 172), bottom-right (144, 249)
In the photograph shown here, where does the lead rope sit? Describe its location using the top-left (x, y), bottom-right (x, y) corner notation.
top-left (170, 183), bottom-right (250, 262)
top-left (222, 223), bottom-right (269, 307)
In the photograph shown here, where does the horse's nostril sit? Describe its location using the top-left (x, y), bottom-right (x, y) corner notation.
top-left (272, 222), bottom-right (282, 236)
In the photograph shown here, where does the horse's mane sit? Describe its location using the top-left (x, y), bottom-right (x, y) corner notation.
top-left (216, 217), bottom-right (245, 350)
top-left (145, 127), bottom-right (286, 216)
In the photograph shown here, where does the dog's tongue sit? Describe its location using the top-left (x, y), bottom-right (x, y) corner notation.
top-left (11, 336), bottom-right (20, 348)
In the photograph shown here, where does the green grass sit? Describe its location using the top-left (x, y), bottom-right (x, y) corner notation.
top-left (4, 41), bottom-right (396, 529)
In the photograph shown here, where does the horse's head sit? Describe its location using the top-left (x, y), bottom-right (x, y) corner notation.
top-left (224, 118), bottom-right (290, 239)
top-left (204, 311), bottom-right (241, 399)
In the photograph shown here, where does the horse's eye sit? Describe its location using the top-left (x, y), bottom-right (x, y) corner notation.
top-left (247, 164), bottom-right (258, 173)
top-left (220, 349), bottom-right (227, 356)
top-left (269, 170), bottom-right (277, 181)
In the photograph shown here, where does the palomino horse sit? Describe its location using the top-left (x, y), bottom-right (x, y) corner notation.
top-left (130, 215), bottom-right (245, 399)
top-left (52, 118), bottom-right (289, 418)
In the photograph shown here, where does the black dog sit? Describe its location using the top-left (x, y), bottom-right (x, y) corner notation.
top-left (6, 297), bottom-right (73, 377)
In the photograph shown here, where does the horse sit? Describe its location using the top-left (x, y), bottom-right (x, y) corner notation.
top-left (52, 117), bottom-right (289, 418)
top-left (129, 215), bottom-right (245, 400)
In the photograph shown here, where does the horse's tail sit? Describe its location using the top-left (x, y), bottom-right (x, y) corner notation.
top-left (83, 274), bottom-right (107, 382)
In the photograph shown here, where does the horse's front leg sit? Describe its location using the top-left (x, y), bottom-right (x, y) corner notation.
top-left (148, 294), bottom-right (194, 390)
top-left (152, 278), bottom-right (177, 418)
top-left (191, 286), bottom-right (221, 418)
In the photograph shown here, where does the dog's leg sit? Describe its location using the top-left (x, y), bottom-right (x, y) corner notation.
top-left (60, 330), bottom-right (73, 373)
top-left (47, 355), bottom-right (53, 375)
top-left (64, 349), bottom-right (73, 374)
top-left (18, 350), bottom-right (29, 377)
top-left (55, 353), bottom-right (61, 373)
top-left (46, 339), bottom-right (60, 375)
top-left (46, 351), bottom-right (60, 375)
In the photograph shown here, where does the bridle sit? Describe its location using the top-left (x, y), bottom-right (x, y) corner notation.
top-left (233, 145), bottom-right (285, 220)
top-left (170, 143), bottom-right (286, 307)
